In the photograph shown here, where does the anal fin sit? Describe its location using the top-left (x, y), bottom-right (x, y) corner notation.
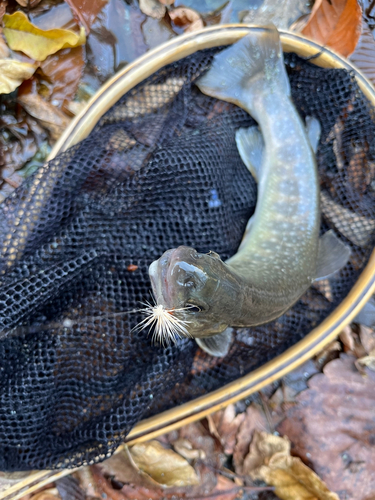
top-left (235, 126), bottom-right (264, 182)
top-left (315, 230), bottom-right (351, 281)
top-left (195, 328), bottom-right (233, 357)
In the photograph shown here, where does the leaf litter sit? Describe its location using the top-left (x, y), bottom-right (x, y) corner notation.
top-left (1, 0), bottom-right (375, 499)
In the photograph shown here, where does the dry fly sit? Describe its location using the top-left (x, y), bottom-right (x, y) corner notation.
top-left (132, 301), bottom-right (193, 346)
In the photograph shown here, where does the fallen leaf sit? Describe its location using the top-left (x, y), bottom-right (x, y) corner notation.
top-left (30, 489), bottom-right (61, 500)
top-left (0, 59), bottom-right (37, 94)
top-left (0, 2), bottom-right (5, 22)
top-left (208, 404), bottom-right (245, 456)
top-left (302, 0), bottom-right (362, 58)
top-left (3, 11), bottom-right (86, 61)
top-left (64, 0), bottom-right (109, 33)
top-left (99, 446), bottom-right (164, 490)
top-left (169, 7), bottom-right (204, 33)
top-left (243, 431), bottom-right (339, 500)
top-left (233, 403), bottom-right (270, 474)
top-left (56, 475), bottom-right (85, 500)
top-left (350, 21), bottom-right (375, 87)
top-left (140, 0), bottom-right (166, 19)
top-left (91, 465), bottom-right (161, 500)
top-left (241, 0), bottom-right (311, 30)
top-left (40, 46), bottom-right (85, 109)
top-left (129, 440), bottom-right (200, 487)
top-left (15, 0), bottom-right (42, 6)
top-left (85, 0), bottom-right (147, 87)
top-left (315, 340), bottom-right (341, 368)
top-left (165, 421), bottom-right (223, 495)
top-left (18, 92), bottom-right (70, 141)
top-left (0, 35), bottom-right (9, 59)
top-left (173, 438), bottom-right (206, 460)
top-left (142, 17), bottom-right (176, 51)
top-left (278, 355), bottom-right (375, 500)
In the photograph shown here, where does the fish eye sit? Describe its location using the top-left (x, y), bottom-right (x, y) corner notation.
top-left (207, 250), bottom-right (221, 259)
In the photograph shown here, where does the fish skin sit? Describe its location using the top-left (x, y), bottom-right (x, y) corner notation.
top-left (148, 26), bottom-right (321, 346)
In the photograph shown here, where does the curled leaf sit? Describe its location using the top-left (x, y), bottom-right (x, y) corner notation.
top-left (302, 0), bottom-right (362, 58)
top-left (3, 11), bottom-right (86, 62)
top-left (169, 7), bottom-right (204, 33)
top-left (0, 59), bottom-right (37, 94)
top-left (243, 431), bottom-right (339, 500)
top-left (129, 440), bottom-right (200, 487)
top-left (140, 0), bottom-right (166, 19)
top-left (18, 92), bottom-right (70, 141)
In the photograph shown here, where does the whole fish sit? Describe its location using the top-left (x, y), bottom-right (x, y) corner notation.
top-left (144, 26), bottom-right (350, 356)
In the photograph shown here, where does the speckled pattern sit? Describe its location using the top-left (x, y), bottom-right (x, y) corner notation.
top-left (0, 50), bottom-right (374, 470)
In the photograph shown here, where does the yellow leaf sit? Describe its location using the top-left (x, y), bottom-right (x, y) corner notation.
top-left (243, 431), bottom-right (339, 500)
top-left (129, 440), bottom-right (200, 487)
top-left (0, 59), bottom-right (36, 94)
top-left (3, 11), bottom-right (86, 62)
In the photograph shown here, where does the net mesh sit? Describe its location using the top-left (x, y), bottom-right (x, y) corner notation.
top-left (0, 48), bottom-right (374, 470)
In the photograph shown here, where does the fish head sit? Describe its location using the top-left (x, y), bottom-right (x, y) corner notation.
top-left (149, 246), bottom-right (242, 338)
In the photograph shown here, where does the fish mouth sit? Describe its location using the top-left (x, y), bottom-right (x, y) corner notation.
top-left (149, 248), bottom-right (176, 308)
top-left (149, 247), bottom-right (198, 308)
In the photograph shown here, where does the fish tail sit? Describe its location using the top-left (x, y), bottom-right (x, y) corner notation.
top-left (197, 25), bottom-right (290, 113)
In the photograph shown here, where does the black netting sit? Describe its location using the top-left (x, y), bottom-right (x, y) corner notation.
top-left (0, 48), bottom-right (374, 470)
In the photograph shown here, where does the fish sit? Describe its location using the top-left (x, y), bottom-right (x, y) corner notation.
top-left (139, 25), bottom-right (350, 357)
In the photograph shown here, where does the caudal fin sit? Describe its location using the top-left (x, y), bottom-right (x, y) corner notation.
top-left (196, 25), bottom-right (290, 113)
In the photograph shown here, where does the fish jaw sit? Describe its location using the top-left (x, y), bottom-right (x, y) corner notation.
top-left (149, 248), bottom-right (175, 308)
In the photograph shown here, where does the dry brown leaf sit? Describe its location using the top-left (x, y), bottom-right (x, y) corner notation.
top-left (0, 59), bottom-right (37, 94)
top-left (302, 0), bottom-right (362, 57)
top-left (233, 403), bottom-right (269, 474)
top-left (90, 465), bottom-right (161, 500)
top-left (169, 7), bottom-right (203, 33)
top-left (358, 324), bottom-right (375, 354)
top-left (40, 46), bottom-right (85, 109)
top-left (315, 340), bottom-right (341, 367)
top-left (278, 355), bottom-right (375, 500)
top-left (30, 489), bottom-right (61, 500)
top-left (208, 404), bottom-right (245, 456)
top-left (165, 421), bottom-right (223, 495)
top-left (64, 0), bottom-right (109, 33)
top-left (129, 440), bottom-right (200, 487)
top-left (99, 446), bottom-right (164, 490)
top-left (173, 438), bottom-right (206, 461)
top-left (140, 0), bottom-right (166, 19)
top-left (3, 11), bottom-right (86, 62)
top-left (18, 92), bottom-right (70, 141)
top-left (243, 431), bottom-right (339, 500)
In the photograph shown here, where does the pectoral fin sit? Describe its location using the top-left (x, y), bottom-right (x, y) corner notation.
top-left (305, 116), bottom-right (321, 154)
top-left (235, 127), bottom-right (264, 182)
top-left (195, 328), bottom-right (233, 357)
top-left (315, 230), bottom-right (351, 281)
